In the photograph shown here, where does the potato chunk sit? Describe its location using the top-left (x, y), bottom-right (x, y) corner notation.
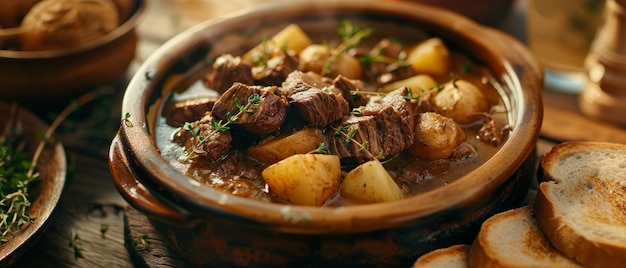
top-left (433, 79), bottom-right (488, 124)
top-left (408, 112), bottom-right (466, 160)
top-left (340, 160), bottom-right (403, 204)
top-left (299, 44), bottom-right (363, 79)
top-left (381, 74), bottom-right (438, 93)
top-left (248, 128), bottom-right (324, 165)
top-left (243, 23), bottom-right (312, 63)
top-left (262, 154), bottom-right (341, 206)
top-left (406, 37), bottom-right (451, 77)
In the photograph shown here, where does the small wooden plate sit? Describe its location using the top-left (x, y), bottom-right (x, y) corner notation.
top-left (0, 102), bottom-right (66, 267)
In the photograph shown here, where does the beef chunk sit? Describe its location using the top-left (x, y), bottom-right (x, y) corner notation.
top-left (205, 54), bottom-right (254, 94)
top-left (173, 113), bottom-right (232, 161)
top-left (211, 83), bottom-right (288, 136)
top-left (332, 75), bottom-right (370, 109)
top-left (327, 87), bottom-right (415, 164)
top-left (281, 71), bottom-right (350, 128)
top-left (289, 89), bottom-right (350, 128)
top-left (325, 115), bottom-right (381, 165)
top-left (164, 97), bottom-right (216, 127)
top-left (362, 87), bottom-right (415, 131)
top-left (252, 49), bottom-right (300, 86)
top-left (281, 70), bottom-right (330, 96)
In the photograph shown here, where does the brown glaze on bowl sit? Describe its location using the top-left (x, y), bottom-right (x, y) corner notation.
top-left (0, 103), bottom-right (66, 267)
top-left (108, 1), bottom-right (543, 267)
top-left (389, 0), bottom-right (517, 25)
top-left (0, 0), bottom-right (145, 109)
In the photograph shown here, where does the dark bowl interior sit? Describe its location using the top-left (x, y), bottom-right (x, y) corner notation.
top-left (111, 1), bottom-right (543, 266)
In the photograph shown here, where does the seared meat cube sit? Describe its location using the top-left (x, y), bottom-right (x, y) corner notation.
top-left (327, 87), bottom-right (415, 164)
top-left (205, 54), bottom-right (254, 94)
top-left (282, 71), bottom-right (350, 128)
top-left (325, 115), bottom-right (380, 165)
top-left (289, 89), bottom-right (350, 128)
top-left (362, 87), bottom-right (415, 131)
top-left (252, 49), bottom-right (300, 86)
top-left (164, 97), bottom-right (216, 127)
top-left (331, 75), bottom-right (370, 109)
top-left (212, 83), bottom-right (289, 136)
top-left (173, 113), bottom-right (232, 162)
top-left (281, 70), bottom-right (329, 96)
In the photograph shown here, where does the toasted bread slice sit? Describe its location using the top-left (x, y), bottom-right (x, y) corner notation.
top-left (413, 244), bottom-right (469, 268)
top-left (469, 205), bottom-right (582, 268)
top-left (535, 141), bottom-right (626, 268)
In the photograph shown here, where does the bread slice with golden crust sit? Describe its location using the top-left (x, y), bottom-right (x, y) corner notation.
top-left (535, 141), bottom-right (626, 268)
top-left (469, 205), bottom-right (582, 268)
top-left (413, 244), bottom-right (469, 268)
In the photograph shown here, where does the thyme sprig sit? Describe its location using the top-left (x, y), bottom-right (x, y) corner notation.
top-left (359, 49), bottom-right (409, 67)
top-left (331, 126), bottom-right (376, 159)
top-left (0, 92), bottom-right (100, 244)
top-left (183, 93), bottom-right (262, 158)
top-left (322, 20), bottom-right (373, 76)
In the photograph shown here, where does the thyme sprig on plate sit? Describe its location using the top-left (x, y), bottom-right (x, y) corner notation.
top-left (0, 92), bottom-right (100, 244)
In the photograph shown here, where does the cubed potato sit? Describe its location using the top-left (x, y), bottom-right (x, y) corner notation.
top-left (248, 128), bottom-right (325, 165)
top-left (262, 154), bottom-right (341, 206)
top-left (406, 37), bottom-right (451, 77)
top-left (381, 74), bottom-right (438, 93)
top-left (243, 23), bottom-right (312, 63)
top-left (340, 160), bottom-right (403, 204)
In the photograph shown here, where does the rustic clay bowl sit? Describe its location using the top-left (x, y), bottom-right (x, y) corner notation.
top-left (109, 1), bottom-right (543, 267)
top-left (0, 103), bottom-right (66, 267)
top-left (395, 0), bottom-right (517, 25)
top-left (0, 0), bottom-right (145, 109)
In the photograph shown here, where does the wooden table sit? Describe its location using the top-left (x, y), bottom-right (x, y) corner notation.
top-left (12, 0), bottom-right (626, 267)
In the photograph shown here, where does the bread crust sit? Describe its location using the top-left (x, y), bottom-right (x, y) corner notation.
top-left (535, 141), bottom-right (626, 268)
top-left (469, 205), bottom-right (581, 268)
top-left (414, 244), bottom-right (469, 267)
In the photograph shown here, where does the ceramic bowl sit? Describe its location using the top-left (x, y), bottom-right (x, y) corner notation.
top-left (0, 102), bottom-right (66, 267)
top-left (0, 0), bottom-right (145, 109)
top-left (393, 0), bottom-right (517, 25)
top-left (108, 1), bottom-right (543, 267)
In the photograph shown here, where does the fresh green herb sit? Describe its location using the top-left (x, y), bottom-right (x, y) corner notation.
top-left (132, 233), bottom-right (149, 248)
top-left (69, 231), bottom-right (84, 258)
top-left (403, 85), bottom-right (444, 104)
top-left (144, 71), bottom-right (153, 81)
top-left (359, 48), bottom-right (409, 67)
top-left (253, 37), bottom-right (272, 66)
top-left (461, 63), bottom-right (474, 73)
top-left (100, 224), bottom-right (108, 238)
top-left (123, 112), bottom-right (133, 127)
top-left (0, 92), bottom-right (99, 244)
top-left (314, 143), bottom-right (327, 154)
top-left (345, 128), bottom-right (359, 147)
top-left (322, 20), bottom-right (373, 76)
top-left (182, 93), bottom-right (262, 159)
top-left (331, 125), bottom-right (375, 160)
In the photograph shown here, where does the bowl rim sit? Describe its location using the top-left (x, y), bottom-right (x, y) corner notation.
top-left (0, 102), bottom-right (66, 264)
top-left (0, 0), bottom-right (146, 59)
top-left (118, 0), bottom-right (543, 232)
